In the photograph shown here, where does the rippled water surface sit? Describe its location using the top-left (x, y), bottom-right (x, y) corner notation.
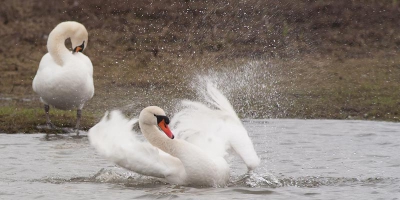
top-left (1, 119), bottom-right (399, 199)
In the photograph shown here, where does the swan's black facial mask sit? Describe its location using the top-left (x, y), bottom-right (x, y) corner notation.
top-left (154, 114), bottom-right (170, 125)
top-left (73, 41), bottom-right (85, 53)
top-left (154, 114), bottom-right (174, 139)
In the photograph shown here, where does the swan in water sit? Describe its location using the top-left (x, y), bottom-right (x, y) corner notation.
top-left (32, 21), bottom-right (94, 134)
top-left (88, 83), bottom-right (260, 186)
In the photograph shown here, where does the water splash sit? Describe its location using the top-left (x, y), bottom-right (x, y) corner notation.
top-left (38, 168), bottom-right (165, 186)
top-left (97, 60), bottom-right (288, 119)
top-left (36, 168), bottom-right (395, 189)
top-left (231, 172), bottom-right (394, 188)
top-left (231, 172), bottom-right (282, 188)
top-left (188, 61), bottom-right (288, 119)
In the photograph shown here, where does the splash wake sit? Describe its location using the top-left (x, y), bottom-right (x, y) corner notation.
top-left (36, 168), bottom-right (395, 188)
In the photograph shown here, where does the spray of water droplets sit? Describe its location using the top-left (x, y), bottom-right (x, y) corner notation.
top-left (186, 60), bottom-right (288, 119)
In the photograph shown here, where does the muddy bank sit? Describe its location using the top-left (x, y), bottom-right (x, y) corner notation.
top-left (1, 0), bottom-right (399, 133)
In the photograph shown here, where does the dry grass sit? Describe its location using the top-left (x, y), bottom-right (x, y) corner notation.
top-left (1, 0), bottom-right (400, 133)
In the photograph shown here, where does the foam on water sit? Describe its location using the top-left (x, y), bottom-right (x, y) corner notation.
top-left (38, 168), bottom-right (164, 186)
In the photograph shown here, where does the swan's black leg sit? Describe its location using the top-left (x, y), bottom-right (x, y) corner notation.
top-left (44, 104), bottom-right (57, 137)
top-left (75, 109), bottom-right (82, 135)
top-left (44, 104), bottom-right (56, 129)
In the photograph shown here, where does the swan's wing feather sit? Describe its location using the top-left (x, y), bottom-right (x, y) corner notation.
top-left (88, 110), bottom-right (181, 178)
top-left (171, 82), bottom-right (260, 169)
top-left (33, 54), bottom-right (61, 94)
top-left (171, 101), bottom-right (229, 158)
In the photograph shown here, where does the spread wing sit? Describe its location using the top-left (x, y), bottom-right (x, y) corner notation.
top-left (88, 110), bottom-right (183, 178)
top-left (170, 82), bottom-right (260, 170)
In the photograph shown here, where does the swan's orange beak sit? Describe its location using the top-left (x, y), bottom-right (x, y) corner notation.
top-left (158, 120), bottom-right (174, 139)
top-left (74, 46), bottom-right (83, 52)
top-left (73, 41), bottom-right (85, 53)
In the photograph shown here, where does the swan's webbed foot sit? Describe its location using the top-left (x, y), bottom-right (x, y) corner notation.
top-left (39, 106), bottom-right (84, 138)
top-left (36, 122), bottom-right (58, 139)
top-left (46, 122), bottom-right (57, 129)
top-left (73, 128), bottom-right (81, 137)
top-left (36, 122), bottom-right (58, 130)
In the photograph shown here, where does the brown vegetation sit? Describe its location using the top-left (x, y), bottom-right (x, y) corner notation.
top-left (1, 0), bottom-right (399, 133)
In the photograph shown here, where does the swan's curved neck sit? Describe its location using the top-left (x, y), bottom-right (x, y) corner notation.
top-left (47, 24), bottom-right (73, 66)
top-left (140, 123), bottom-right (176, 155)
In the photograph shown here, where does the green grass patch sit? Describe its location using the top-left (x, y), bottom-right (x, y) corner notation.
top-left (0, 106), bottom-right (99, 133)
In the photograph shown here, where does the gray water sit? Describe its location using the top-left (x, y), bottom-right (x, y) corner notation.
top-left (0, 119), bottom-right (399, 199)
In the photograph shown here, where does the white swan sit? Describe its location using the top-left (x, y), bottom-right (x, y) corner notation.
top-left (88, 83), bottom-right (260, 186)
top-left (32, 21), bottom-right (94, 134)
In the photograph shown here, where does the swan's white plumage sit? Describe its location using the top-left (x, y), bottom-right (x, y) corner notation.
top-left (171, 83), bottom-right (260, 170)
top-left (88, 110), bottom-right (184, 180)
top-left (88, 83), bottom-right (259, 186)
top-left (32, 21), bottom-right (94, 110)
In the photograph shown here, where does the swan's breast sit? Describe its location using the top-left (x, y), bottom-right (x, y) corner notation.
top-left (173, 139), bottom-right (230, 186)
top-left (32, 53), bottom-right (94, 109)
